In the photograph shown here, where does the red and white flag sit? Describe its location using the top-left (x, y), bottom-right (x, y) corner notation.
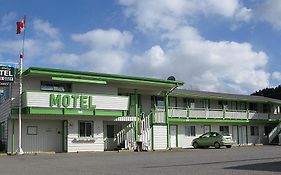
top-left (16, 16), bottom-right (26, 34)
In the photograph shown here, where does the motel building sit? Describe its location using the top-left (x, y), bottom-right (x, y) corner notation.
top-left (0, 67), bottom-right (280, 153)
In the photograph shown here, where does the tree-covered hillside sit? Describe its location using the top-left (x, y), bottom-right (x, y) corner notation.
top-left (251, 85), bottom-right (281, 100)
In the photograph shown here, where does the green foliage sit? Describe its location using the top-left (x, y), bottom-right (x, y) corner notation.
top-left (251, 85), bottom-right (281, 100)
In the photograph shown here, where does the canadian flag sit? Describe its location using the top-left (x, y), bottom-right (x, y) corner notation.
top-left (16, 16), bottom-right (26, 34)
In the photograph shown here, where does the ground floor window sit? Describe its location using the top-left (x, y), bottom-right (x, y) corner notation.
top-left (79, 121), bottom-right (94, 137)
top-left (219, 126), bottom-right (229, 135)
top-left (250, 126), bottom-right (259, 136)
top-left (185, 126), bottom-right (196, 136)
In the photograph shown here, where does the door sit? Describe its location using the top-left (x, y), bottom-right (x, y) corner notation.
top-left (106, 125), bottom-right (115, 150)
top-left (170, 125), bottom-right (177, 148)
top-left (238, 125), bottom-right (247, 145)
top-left (204, 125), bottom-right (211, 133)
top-left (232, 125), bottom-right (238, 145)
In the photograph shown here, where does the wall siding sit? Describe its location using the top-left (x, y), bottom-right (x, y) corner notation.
top-left (153, 125), bottom-right (167, 150)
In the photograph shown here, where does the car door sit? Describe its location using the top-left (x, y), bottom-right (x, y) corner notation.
top-left (199, 132), bottom-right (211, 146)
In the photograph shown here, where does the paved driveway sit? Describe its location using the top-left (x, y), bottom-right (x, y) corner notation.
top-left (0, 146), bottom-right (280, 175)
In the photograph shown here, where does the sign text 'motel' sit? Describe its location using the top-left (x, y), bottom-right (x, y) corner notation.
top-left (0, 66), bottom-right (15, 82)
top-left (50, 94), bottom-right (96, 109)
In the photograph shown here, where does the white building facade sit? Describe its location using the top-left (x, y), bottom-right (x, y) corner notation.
top-left (0, 67), bottom-right (280, 153)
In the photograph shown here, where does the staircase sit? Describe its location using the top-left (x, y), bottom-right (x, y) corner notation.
top-left (138, 112), bottom-right (152, 151)
top-left (269, 122), bottom-right (281, 145)
top-left (116, 122), bottom-right (136, 150)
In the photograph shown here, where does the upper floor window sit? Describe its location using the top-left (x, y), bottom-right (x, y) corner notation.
top-left (263, 104), bottom-right (269, 113)
top-left (249, 103), bottom-right (257, 111)
top-left (41, 81), bottom-right (71, 92)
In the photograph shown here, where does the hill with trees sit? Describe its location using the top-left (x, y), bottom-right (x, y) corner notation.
top-left (251, 85), bottom-right (281, 100)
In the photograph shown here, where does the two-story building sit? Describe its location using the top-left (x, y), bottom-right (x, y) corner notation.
top-left (0, 66), bottom-right (280, 153)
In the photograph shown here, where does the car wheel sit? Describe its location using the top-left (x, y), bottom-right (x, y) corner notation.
top-left (193, 142), bottom-right (199, 149)
top-left (214, 142), bottom-right (220, 149)
top-left (226, 145), bottom-right (231, 148)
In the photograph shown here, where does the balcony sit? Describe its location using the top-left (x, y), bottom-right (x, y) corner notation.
top-left (155, 107), bottom-right (281, 121)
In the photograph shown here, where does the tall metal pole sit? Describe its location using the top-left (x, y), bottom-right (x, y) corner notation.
top-left (16, 53), bottom-right (24, 155)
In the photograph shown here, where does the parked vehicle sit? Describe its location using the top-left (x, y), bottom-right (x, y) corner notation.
top-left (192, 132), bottom-right (233, 149)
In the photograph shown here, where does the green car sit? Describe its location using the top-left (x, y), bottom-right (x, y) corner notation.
top-left (192, 132), bottom-right (233, 149)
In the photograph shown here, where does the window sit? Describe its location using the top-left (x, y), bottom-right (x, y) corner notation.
top-left (250, 126), bottom-right (259, 136)
top-left (156, 96), bottom-right (164, 107)
top-left (79, 121), bottom-right (93, 137)
top-left (185, 126), bottom-right (196, 136)
top-left (218, 101), bottom-right (227, 109)
top-left (27, 126), bottom-right (38, 135)
top-left (41, 81), bottom-right (71, 92)
top-left (263, 104), bottom-right (269, 113)
top-left (219, 126), bottom-right (229, 135)
top-left (249, 103), bottom-right (258, 111)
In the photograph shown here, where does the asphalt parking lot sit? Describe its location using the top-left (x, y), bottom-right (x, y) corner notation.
top-left (0, 146), bottom-right (280, 175)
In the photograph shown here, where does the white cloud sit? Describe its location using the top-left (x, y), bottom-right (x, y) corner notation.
top-left (272, 72), bottom-right (281, 81)
top-left (118, 0), bottom-right (252, 32)
top-left (0, 12), bottom-right (16, 31)
top-left (33, 19), bottom-right (60, 39)
top-left (255, 0), bottom-right (281, 30)
top-left (0, 18), bottom-right (63, 64)
top-left (129, 26), bottom-right (269, 93)
top-left (116, 1), bottom-right (269, 94)
top-left (48, 29), bottom-right (132, 74)
top-left (72, 29), bottom-right (133, 50)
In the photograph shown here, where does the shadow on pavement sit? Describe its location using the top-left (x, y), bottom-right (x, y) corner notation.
top-left (224, 161), bottom-right (281, 172)
top-left (143, 157), bottom-right (281, 169)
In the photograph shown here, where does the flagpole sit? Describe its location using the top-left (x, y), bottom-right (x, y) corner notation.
top-left (16, 16), bottom-right (26, 155)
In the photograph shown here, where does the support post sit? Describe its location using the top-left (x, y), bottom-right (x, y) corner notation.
top-left (134, 89), bottom-right (139, 142)
top-left (165, 93), bottom-right (170, 149)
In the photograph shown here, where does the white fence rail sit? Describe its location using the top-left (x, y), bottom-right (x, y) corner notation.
top-left (155, 107), bottom-right (278, 121)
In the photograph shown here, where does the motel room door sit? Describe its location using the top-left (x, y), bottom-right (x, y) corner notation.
top-left (232, 125), bottom-right (238, 145)
top-left (204, 125), bottom-right (211, 133)
top-left (238, 125), bottom-right (247, 145)
top-left (170, 125), bottom-right (177, 148)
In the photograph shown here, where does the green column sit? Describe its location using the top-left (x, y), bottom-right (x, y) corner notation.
top-left (165, 93), bottom-right (170, 149)
top-left (134, 89), bottom-right (139, 141)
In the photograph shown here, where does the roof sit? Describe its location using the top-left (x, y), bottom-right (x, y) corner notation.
top-left (23, 67), bottom-right (184, 87)
top-left (172, 89), bottom-right (281, 104)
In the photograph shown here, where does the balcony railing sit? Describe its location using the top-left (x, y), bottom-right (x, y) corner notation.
top-left (155, 107), bottom-right (281, 121)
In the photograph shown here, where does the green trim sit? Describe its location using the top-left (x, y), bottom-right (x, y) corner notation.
top-left (168, 118), bottom-right (279, 124)
top-left (23, 67), bottom-right (184, 87)
top-left (127, 95), bottom-right (131, 116)
top-left (29, 107), bottom-right (63, 115)
top-left (64, 109), bottom-right (93, 115)
top-left (94, 110), bottom-right (124, 116)
top-left (135, 89), bottom-right (139, 141)
top-left (52, 77), bottom-right (107, 85)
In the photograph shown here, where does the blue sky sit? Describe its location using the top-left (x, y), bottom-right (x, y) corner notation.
top-left (0, 0), bottom-right (281, 94)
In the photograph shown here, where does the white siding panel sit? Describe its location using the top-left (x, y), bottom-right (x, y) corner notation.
top-left (24, 92), bottom-right (129, 110)
top-left (153, 125), bottom-right (167, 150)
top-left (67, 118), bottom-right (104, 152)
